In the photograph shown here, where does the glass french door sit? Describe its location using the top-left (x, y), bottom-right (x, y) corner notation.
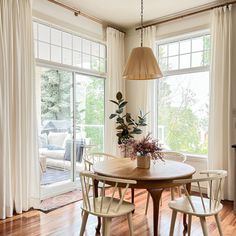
top-left (36, 66), bottom-right (105, 196)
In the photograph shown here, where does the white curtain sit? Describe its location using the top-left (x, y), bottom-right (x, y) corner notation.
top-left (104, 27), bottom-right (125, 156)
top-left (208, 5), bottom-right (234, 200)
top-left (0, 0), bottom-right (40, 219)
top-left (142, 26), bottom-right (158, 137)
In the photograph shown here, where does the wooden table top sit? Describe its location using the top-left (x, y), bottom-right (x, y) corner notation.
top-left (93, 158), bottom-right (196, 181)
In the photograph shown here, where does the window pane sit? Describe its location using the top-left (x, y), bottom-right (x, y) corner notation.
top-left (33, 22), bottom-right (37, 39)
top-left (203, 50), bottom-right (210, 66)
top-left (38, 24), bottom-right (50, 43)
top-left (100, 44), bottom-right (106, 58)
top-left (62, 32), bottom-right (72, 49)
top-left (37, 67), bottom-right (73, 185)
top-left (34, 41), bottom-right (38, 58)
top-left (38, 42), bottom-right (50, 60)
top-left (91, 56), bottom-right (99, 71)
top-left (159, 44), bottom-right (167, 58)
top-left (168, 42), bottom-right (179, 56)
top-left (159, 58), bottom-right (168, 71)
top-left (75, 74), bottom-right (104, 153)
top-left (168, 56), bottom-right (178, 70)
top-left (180, 40), bottom-right (191, 54)
top-left (51, 28), bottom-right (61, 46)
top-left (204, 35), bottom-right (211, 50)
top-left (82, 54), bottom-right (91, 69)
top-left (179, 54), bottom-right (190, 69)
top-left (157, 72), bottom-right (209, 154)
top-left (192, 52), bottom-right (203, 67)
top-left (82, 39), bottom-right (91, 54)
top-left (91, 42), bottom-right (100, 57)
top-left (192, 37), bottom-right (203, 52)
top-left (99, 59), bottom-right (105, 73)
top-left (51, 45), bottom-right (61, 63)
top-left (73, 36), bottom-right (81, 51)
top-left (73, 51), bottom-right (81, 67)
top-left (62, 48), bottom-right (72, 65)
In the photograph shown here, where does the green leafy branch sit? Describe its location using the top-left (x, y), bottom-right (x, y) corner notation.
top-left (109, 91), bottom-right (148, 145)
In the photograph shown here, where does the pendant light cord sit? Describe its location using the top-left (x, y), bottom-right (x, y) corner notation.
top-left (141, 0), bottom-right (143, 47)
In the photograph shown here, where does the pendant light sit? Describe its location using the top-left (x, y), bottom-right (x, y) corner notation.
top-left (123, 0), bottom-right (162, 80)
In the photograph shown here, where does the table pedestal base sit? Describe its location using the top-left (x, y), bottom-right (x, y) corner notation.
top-left (148, 188), bottom-right (164, 236)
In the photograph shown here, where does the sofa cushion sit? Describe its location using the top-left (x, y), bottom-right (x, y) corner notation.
top-left (39, 148), bottom-right (65, 160)
top-left (48, 132), bottom-right (68, 148)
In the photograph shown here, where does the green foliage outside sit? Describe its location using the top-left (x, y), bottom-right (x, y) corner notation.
top-left (41, 70), bottom-right (72, 120)
top-left (158, 75), bottom-right (208, 155)
top-left (83, 77), bottom-right (104, 151)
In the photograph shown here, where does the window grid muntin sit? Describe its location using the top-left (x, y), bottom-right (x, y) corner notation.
top-left (34, 21), bottom-right (107, 74)
top-left (157, 34), bottom-right (210, 73)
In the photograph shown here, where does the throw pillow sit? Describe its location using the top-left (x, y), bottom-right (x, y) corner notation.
top-left (48, 132), bottom-right (68, 148)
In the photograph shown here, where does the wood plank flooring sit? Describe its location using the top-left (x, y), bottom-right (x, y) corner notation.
top-left (0, 189), bottom-right (236, 236)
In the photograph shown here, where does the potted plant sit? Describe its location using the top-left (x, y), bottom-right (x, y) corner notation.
top-left (128, 133), bottom-right (163, 168)
top-left (109, 91), bottom-right (148, 155)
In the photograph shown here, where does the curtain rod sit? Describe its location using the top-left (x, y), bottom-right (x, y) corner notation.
top-left (47, 0), bottom-right (125, 34)
top-left (136, 0), bottom-right (236, 30)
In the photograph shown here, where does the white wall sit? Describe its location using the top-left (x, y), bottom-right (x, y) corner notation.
top-left (32, 0), bottom-right (105, 42)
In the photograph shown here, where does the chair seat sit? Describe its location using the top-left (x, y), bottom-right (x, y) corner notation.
top-left (168, 196), bottom-right (223, 216)
top-left (82, 197), bottom-right (135, 217)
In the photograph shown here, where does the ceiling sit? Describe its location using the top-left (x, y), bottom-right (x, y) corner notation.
top-left (58, 0), bottom-right (219, 28)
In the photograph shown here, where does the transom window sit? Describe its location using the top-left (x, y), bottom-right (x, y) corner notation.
top-left (33, 22), bottom-right (106, 73)
top-left (157, 34), bottom-right (210, 72)
top-left (156, 32), bottom-right (210, 156)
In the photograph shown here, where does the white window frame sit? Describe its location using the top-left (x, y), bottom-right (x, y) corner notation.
top-left (157, 29), bottom-right (210, 77)
top-left (34, 18), bottom-right (107, 78)
top-left (156, 30), bottom-right (210, 159)
top-left (35, 18), bottom-right (107, 199)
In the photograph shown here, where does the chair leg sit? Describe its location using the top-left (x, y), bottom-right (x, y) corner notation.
top-left (214, 213), bottom-right (223, 236)
top-left (145, 192), bottom-right (150, 215)
top-left (171, 188), bottom-right (175, 200)
top-left (127, 212), bottom-right (134, 236)
top-left (169, 210), bottom-right (177, 236)
top-left (199, 216), bottom-right (208, 236)
top-left (118, 187), bottom-right (122, 198)
top-left (79, 211), bottom-right (89, 236)
top-left (103, 217), bottom-right (112, 236)
top-left (188, 215), bottom-right (192, 236)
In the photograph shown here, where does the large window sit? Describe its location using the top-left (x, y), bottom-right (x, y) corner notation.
top-left (35, 21), bottom-right (106, 187)
top-left (156, 33), bottom-right (210, 155)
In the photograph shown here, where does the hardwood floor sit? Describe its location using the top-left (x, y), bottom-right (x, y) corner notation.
top-left (0, 189), bottom-right (236, 236)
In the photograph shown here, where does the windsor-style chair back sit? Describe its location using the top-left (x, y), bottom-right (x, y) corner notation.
top-left (79, 170), bottom-right (136, 236)
top-left (168, 170), bottom-right (227, 236)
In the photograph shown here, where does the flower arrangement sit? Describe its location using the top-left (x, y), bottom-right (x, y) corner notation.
top-left (128, 133), bottom-right (164, 161)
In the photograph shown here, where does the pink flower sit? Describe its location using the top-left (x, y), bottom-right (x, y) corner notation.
top-left (125, 133), bottom-right (164, 161)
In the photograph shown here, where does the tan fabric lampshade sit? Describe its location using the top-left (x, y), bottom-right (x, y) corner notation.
top-left (123, 47), bottom-right (163, 80)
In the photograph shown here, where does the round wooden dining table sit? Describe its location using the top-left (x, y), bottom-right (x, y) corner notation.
top-left (93, 158), bottom-right (196, 236)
